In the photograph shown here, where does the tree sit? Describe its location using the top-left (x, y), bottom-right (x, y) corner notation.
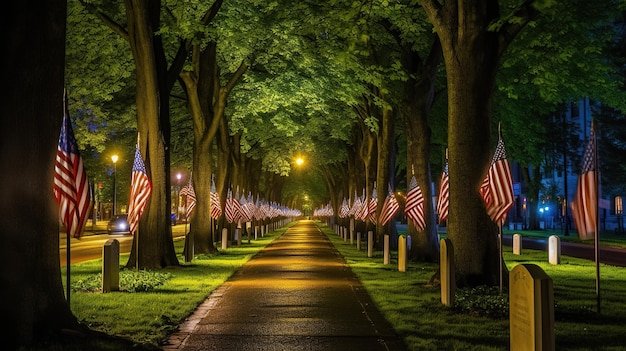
top-left (176, 0), bottom-right (243, 254)
top-left (1, 2), bottom-right (151, 349)
top-left (377, 2), bottom-right (444, 261)
top-left (80, 0), bottom-right (214, 268)
top-left (494, 1), bottom-right (626, 231)
top-left (120, 0), bottom-right (179, 269)
top-left (420, 0), bottom-right (544, 286)
top-left (0, 3), bottom-right (78, 348)
top-left (420, 0), bottom-right (625, 286)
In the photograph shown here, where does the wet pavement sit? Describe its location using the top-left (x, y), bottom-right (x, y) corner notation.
top-left (164, 220), bottom-right (406, 351)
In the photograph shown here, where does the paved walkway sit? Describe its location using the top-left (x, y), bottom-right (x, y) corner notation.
top-left (164, 220), bottom-right (406, 351)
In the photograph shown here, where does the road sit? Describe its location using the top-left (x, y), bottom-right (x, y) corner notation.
top-left (502, 234), bottom-right (626, 267)
top-left (59, 223), bottom-right (187, 266)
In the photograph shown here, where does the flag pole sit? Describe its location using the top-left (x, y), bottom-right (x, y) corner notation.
top-left (593, 121), bottom-right (600, 314)
top-left (136, 132), bottom-right (140, 271)
top-left (136, 228), bottom-right (139, 271)
top-left (498, 220), bottom-right (503, 294)
top-left (497, 124), bottom-right (503, 294)
top-left (66, 233), bottom-right (71, 305)
top-left (63, 87), bottom-right (72, 305)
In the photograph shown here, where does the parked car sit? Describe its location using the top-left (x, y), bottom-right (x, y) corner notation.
top-left (107, 214), bottom-right (131, 235)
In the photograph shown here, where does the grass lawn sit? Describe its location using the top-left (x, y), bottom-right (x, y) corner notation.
top-left (37, 219), bottom-right (626, 350)
top-left (322, 222), bottom-right (626, 350)
top-left (54, 224), bottom-right (288, 350)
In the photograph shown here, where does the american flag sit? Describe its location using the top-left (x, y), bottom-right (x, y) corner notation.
top-left (571, 125), bottom-right (597, 240)
top-left (53, 93), bottom-right (91, 238)
top-left (225, 187), bottom-right (242, 224)
top-left (368, 185), bottom-right (378, 224)
top-left (436, 161), bottom-right (449, 223)
top-left (405, 175), bottom-right (426, 231)
top-left (480, 136), bottom-right (514, 224)
top-left (339, 198), bottom-right (350, 218)
top-left (356, 188), bottom-right (369, 221)
top-left (254, 196), bottom-right (265, 221)
top-left (127, 144), bottom-right (152, 234)
top-left (239, 193), bottom-right (253, 222)
top-left (179, 173), bottom-right (196, 220)
top-left (349, 191), bottom-right (362, 218)
top-left (210, 175), bottom-right (222, 219)
top-left (379, 184), bottom-right (399, 226)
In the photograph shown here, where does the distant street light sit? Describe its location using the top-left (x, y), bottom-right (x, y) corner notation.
top-left (112, 154), bottom-right (119, 215)
top-left (296, 157), bottom-right (304, 166)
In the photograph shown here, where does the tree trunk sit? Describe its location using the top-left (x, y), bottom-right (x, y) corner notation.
top-left (125, 0), bottom-right (179, 269)
top-left (446, 49), bottom-right (500, 286)
top-left (375, 104), bottom-right (394, 247)
top-left (421, 1), bottom-right (500, 286)
top-left (400, 39), bottom-right (442, 263)
top-left (179, 42), bottom-right (224, 254)
top-left (421, 0), bottom-right (540, 288)
top-left (2, 2), bottom-right (82, 347)
top-left (522, 165), bottom-right (543, 229)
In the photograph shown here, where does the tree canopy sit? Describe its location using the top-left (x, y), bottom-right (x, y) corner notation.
top-left (64, 0), bottom-right (626, 276)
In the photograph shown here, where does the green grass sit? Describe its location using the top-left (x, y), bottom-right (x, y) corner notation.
top-left (322, 223), bottom-right (626, 350)
top-left (55, 225), bottom-right (288, 349)
top-left (35, 220), bottom-right (626, 350)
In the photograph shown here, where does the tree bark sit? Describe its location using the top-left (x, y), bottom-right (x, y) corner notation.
top-left (124, 0), bottom-right (179, 269)
top-left (179, 43), bottom-right (223, 254)
top-left (400, 37), bottom-right (442, 263)
top-left (2, 2), bottom-right (82, 347)
top-left (422, 1), bottom-right (500, 286)
top-left (375, 104), bottom-right (394, 247)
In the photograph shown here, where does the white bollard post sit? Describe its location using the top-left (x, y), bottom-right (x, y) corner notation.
top-left (549, 235), bottom-right (561, 265)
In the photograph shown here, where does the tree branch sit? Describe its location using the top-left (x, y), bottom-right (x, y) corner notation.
top-left (419, 0), bottom-right (444, 30)
top-left (497, 0), bottom-right (543, 57)
top-left (79, 1), bottom-right (129, 42)
top-left (223, 60), bottom-right (249, 94)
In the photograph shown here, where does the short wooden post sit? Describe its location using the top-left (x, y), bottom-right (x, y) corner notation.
top-left (513, 234), bottom-right (522, 255)
top-left (440, 238), bottom-right (455, 306)
top-left (398, 235), bottom-right (407, 272)
top-left (221, 228), bottom-right (228, 250)
top-left (102, 239), bottom-right (120, 293)
top-left (383, 234), bottom-right (390, 265)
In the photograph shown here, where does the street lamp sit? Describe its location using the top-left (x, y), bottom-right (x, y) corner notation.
top-left (112, 155), bottom-right (118, 215)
